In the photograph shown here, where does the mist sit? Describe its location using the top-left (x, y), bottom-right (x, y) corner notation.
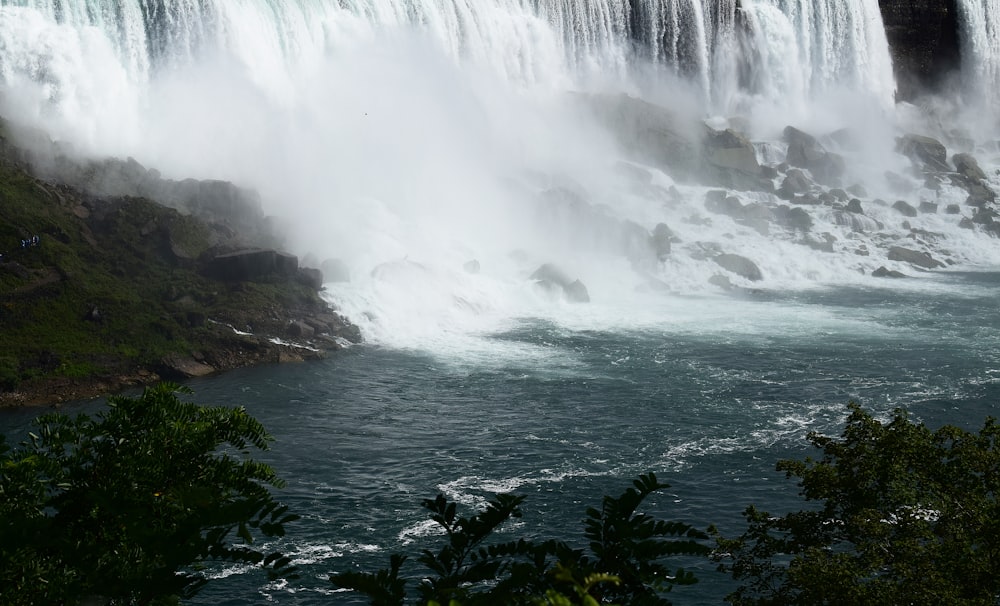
top-left (3, 0), bottom-right (1000, 349)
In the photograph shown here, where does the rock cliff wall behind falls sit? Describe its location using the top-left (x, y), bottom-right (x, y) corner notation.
top-left (877, 0), bottom-right (961, 100)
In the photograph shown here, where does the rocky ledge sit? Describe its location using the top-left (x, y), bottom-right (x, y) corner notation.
top-left (0, 119), bottom-right (360, 408)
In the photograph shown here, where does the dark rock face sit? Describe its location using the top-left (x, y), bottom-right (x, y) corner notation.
top-left (712, 253), bottom-right (763, 282)
top-left (529, 263), bottom-right (591, 303)
top-left (888, 246), bottom-right (946, 269)
top-left (783, 126), bottom-right (845, 186)
top-left (204, 248), bottom-right (301, 282)
top-left (878, 0), bottom-right (961, 101)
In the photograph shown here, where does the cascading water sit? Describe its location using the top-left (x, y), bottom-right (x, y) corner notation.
top-left (0, 0), bottom-right (997, 348)
top-left (739, 0), bottom-right (895, 118)
top-left (955, 0), bottom-right (1000, 105)
top-left (4, 4), bottom-right (1000, 605)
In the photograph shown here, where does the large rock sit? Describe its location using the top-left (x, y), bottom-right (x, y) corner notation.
top-left (701, 126), bottom-right (767, 190)
top-left (897, 134), bottom-right (950, 172)
top-left (953, 152), bottom-right (987, 181)
top-left (887, 246), bottom-right (946, 269)
top-left (877, 0), bottom-right (961, 101)
top-left (577, 93), bottom-right (699, 180)
top-left (529, 263), bottom-right (591, 303)
top-left (712, 253), bottom-right (763, 282)
top-left (651, 223), bottom-right (674, 260)
top-left (204, 248), bottom-right (299, 282)
top-left (892, 200), bottom-right (919, 217)
top-left (783, 126), bottom-right (846, 185)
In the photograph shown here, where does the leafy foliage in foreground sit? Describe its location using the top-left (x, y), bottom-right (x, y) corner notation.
top-left (332, 473), bottom-right (711, 605)
top-left (715, 403), bottom-right (1000, 605)
top-left (0, 383), bottom-right (298, 606)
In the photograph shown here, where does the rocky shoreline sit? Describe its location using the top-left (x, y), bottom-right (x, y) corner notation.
top-left (0, 119), bottom-right (361, 408)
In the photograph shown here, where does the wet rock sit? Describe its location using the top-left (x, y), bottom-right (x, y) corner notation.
top-left (701, 126), bottom-right (765, 190)
top-left (846, 198), bottom-right (865, 214)
top-left (897, 133), bottom-right (949, 172)
top-left (873, 266), bottom-right (908, 278)
top-left (952, 152), bottom-right (987, 181)
top-left (783, 125), bottom-right (846, 185)
top-left (564, 279), bottom-right (591, 303)
top-left (286, 320), bottom-right (315, 339)
top-left (708, 274), bottom-right (734, 290)
top-left (160, 355), bottom-right (216, 379)
top-left (712, 253), bottom-right (763, 282)
top-left (965, 181), bottom-right (997, 207)
top-left (704, 190), bottom-right (743, 216)
top-left (773, 205), bottom-right (814, 231)
top-left (296, 267), bottom-right (324, 290)
top-left (651, 223), bottom-right (674, 260)
top-left (204, 248), bottom-right (298, 282)
top-left (530, 263), bottom-right (590, 303)
top-left (887, 246), bottom-right (945, 269)
top-left (778, 168), bottom-right (813, 199)
top-left (918, 201), bottom-right (938, 214)
top-left (945, 204), bottom-right (961, 214)
top-left (892, 200), bottom-right (919, 217)
top-left (800, 233), bottom-right (836, 252)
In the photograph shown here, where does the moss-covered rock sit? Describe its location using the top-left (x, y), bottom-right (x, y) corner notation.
top-left (0, 125), bottom-right (358, 407)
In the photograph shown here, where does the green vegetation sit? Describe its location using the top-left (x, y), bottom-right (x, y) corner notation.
top-left (332, 473), bottom-right (710, 605)
top-left (0, 383), bottom-right (298, 605)
top-left (715, 403), bottom-right (1000, 605)
top-left (0, 155), bottom-right (326, 394)
top-left (3, 395), bottom-right (998, 605)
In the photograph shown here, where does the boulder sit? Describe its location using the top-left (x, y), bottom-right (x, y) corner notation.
top-left (205, 249), bottom-right (280, 281)
top-left (160, 355), bottom-right (216, 379)
top-left (897, 134), bottom-right (949, 172)
top-left (800, 233), bottom-right (836, 253)
top-left (945, 204), bottom-right (961, 214)
top-left (918, 201), bottom-right (938, 214)
top-left (564, 279), bottom-right (591, 303)
top-left (887, 246), bottom-right (945, 269)
top-left (530, 263), bottom-right (590, 303)
top-left (701, 126), bottom-right (764, 189)
top-left (846, 198), bottom-right (865, 214)
top-left (651, 223), bottom-right (674, 260)
top-left (704, 190), bottom-right (744, 217)
top-left (778, 169), bottom-right (812, 199)
top-left (773, 205), bottom-right (813, 231)
top-left (965, 181), bottom-right (997, 207)
top-left (296, 267), bottom-right (324, 290)
top-left (892, 200), bottom-right (919, 217)
top-left (783, 125), bottom-right (846, 185)
top-left (712, 253), bottom-right (763, 282)
top-left (286, 320), bottom-right (315, 339)
top-left (872, 266), bottom-right (908, 278)
top-left (953, 152), bottom-right (987, 181)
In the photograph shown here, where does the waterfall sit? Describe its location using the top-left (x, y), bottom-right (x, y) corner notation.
top-left (4, 0), bottom-right (1000, 364)
top-left (740, 0), bottom-right (895, 113)
top-left (955, 0), bottom-right (1000, 104)
top-left (0, 0), bottom-right (849, 114)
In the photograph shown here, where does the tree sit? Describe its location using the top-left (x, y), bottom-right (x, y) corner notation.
top-left (0, 383), bottom-right (298, 606)
top-left (715, 403), bottom-right (1000, 605)
top-left (331, 473), bottom-right (711, 605)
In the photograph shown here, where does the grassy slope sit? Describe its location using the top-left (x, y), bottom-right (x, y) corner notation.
top-left (0, 131), bottom-right (337, 400)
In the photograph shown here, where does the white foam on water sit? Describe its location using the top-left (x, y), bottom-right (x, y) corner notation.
top-left (1, 0), bottom-right (999, 369)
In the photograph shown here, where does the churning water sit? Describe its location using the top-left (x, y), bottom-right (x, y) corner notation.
top-left (2, 0), bottom-right (1000, 603)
